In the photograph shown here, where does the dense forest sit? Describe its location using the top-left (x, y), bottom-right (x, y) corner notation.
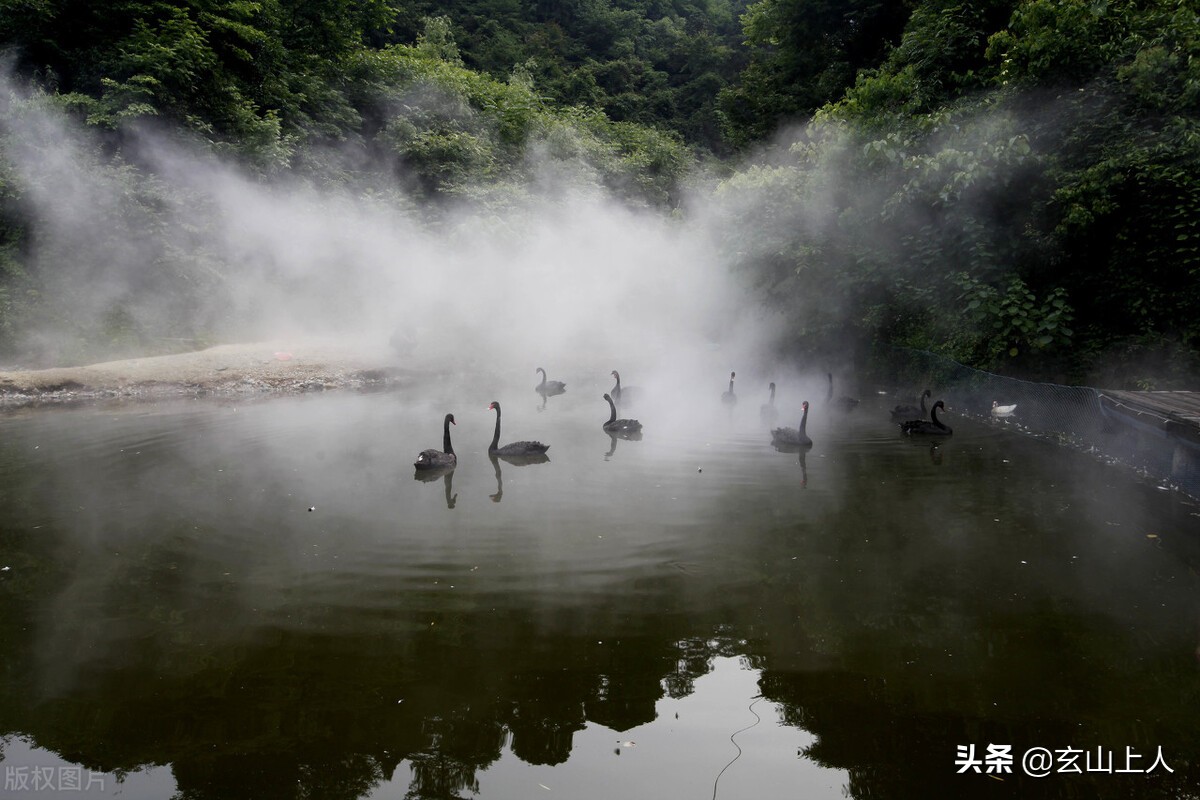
top-left (0, 0), bottom-right (1197, 386)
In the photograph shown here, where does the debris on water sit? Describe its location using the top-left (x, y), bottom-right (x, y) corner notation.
top-left (618, 740), bottom-right (637, 748)
top-left (308, 506), bottom-right (316, 512)
top-left (1146, 533), bottom-right (1159, 539)
top-left (1, 566), bottom-right (10, 572)
top-left (697, 467), bottom-right (702, 473)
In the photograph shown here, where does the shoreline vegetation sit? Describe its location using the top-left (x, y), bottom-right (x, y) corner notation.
top-left (1, 2), bottom-right (1197, 389)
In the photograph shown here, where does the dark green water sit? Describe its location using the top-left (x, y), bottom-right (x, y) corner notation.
top-left (1, 375), bottom-right (1198, 799)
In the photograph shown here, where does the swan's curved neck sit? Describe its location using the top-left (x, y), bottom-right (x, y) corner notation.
top-left (612, 374), bottom-right (621, 393)
top-left (490, 406), bottom-right (502, 450)
top-left (443, 416), bottom-right (455, 455)
top-left (536, 369), bottom-right (546, 388)
top-left (799, 406), bottom-right (809, 434)
top-left (931, 404), bottom-right (946, 429)
top-left (920, 391), bottom-right (928, 413)
top-left (606, 396), bottom-right (617, 425)
top-left (769, 385), bottom-right (775, 404)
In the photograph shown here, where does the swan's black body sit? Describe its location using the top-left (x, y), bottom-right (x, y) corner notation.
top-left (535, 368), bottom-right (566, 396)
top-left (603, 393), bottom-right (642, 434)
top-left (827, 373), bottom-right (859, 412)
top-left (488, 401), bottom-right (549, 456)
top-left (721, 371), bottom-right (737, 406)
top-left (760, 382), bottom-right (778, 425)
top-left (610, 370), bottom-right (641, 406)
top-left (901, 400), bottom-right (953, 435)
top-left (890, 389), bottom-right (931, 422)
top-left (415, 414), bottom-right (457, 469)
top-left (772, 400), bottom-right (812, 447)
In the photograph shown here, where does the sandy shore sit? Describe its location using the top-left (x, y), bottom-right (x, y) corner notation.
top-left (0, 341), bottom-right (418, 406)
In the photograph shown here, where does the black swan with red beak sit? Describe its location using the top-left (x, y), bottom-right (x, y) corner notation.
top-left (488, 401), bottom-right (550, 456)
top-left (415, 414), bottom-right (457, 469)
top-left (771, 401), bottom-right (812, 447)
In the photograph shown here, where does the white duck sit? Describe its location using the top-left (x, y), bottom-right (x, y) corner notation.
top-left (991, 401), bottom-right (1017, 417)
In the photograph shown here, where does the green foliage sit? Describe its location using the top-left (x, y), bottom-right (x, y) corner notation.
top-left (831, 0), bottom-right (1014, 122)
top-left (416, 15), bottom-right (464, 64)
top-left (714, 0), bottom-right (1200, 381)
top-left (354, 26), bottom-right (690, 203)
top-left (2, 0), bottom-right (1199, 381)
top-left (951, 272), bottom-right (1074, 365)
top-left (987, 0), bottom-right (1122, 86)
top-left (718, 0), bottom-right (915, 147)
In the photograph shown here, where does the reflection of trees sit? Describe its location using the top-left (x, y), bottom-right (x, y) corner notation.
top-left (3, 409), bottom-right (1200, 799)
top-left (0, 585), bottom-right (734, 800)
top-left (505, 670), bottom-right (588, 765)
top-left (406, 752), bottom-right (482, 800)
top-left (740, 441), bottom-right (1200, 799)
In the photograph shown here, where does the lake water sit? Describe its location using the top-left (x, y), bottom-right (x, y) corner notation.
top-left (1, 373), bottom-right (1198, 799)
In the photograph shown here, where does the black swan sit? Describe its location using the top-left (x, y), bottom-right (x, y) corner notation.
top-left (901, 400), bottom-right (953, 435)
top-left (890, 389), bottom-right (931, 422)
top-left (610, 370), bottom-right (641, 406)
top-left (721, 371), bottom-right (737, 406)
top-left (991, 400), bottom-right (1017, 417)
top-left (760, 382), bottom-right (779, 425)
top-left (827, 373), bottom-right (859, 412)
top-left (771, 400), bottom-right (812, 447)
top-left (603, 393), bottom-right (643, 434)
top-left (535, 367), bottom-right (566, 396)
top-left (488, 401), bottom-right (550, 456)
top-left (415, 413), bottom-right (457, 469)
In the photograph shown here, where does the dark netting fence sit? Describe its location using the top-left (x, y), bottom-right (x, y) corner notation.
top-left (872, 346), bottom-right (1200, 500)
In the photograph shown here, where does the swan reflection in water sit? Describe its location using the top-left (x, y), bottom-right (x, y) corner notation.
top-left (488, 452), bottom-right (550, 503)
top-left (413, 466), bottom-right (457, 509)
top-left (770, 438), bottom-right (810, 487)
top-left (760, 382), bottom-right (779, 427)
top-left (604, 429), bottom-right (643, 460)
